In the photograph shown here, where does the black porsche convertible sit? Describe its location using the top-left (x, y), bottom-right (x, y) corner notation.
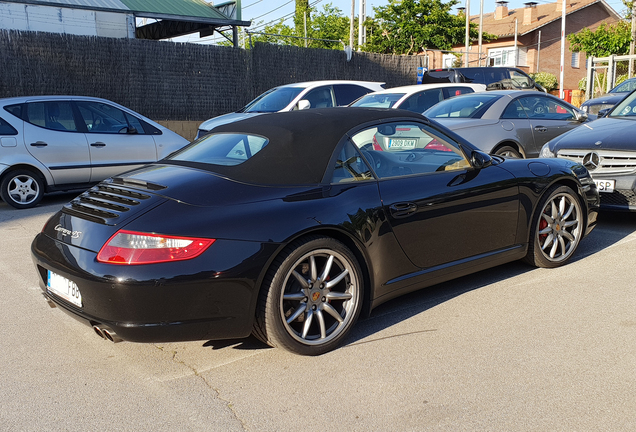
top-left (32, 108), bottom-right (599, 355)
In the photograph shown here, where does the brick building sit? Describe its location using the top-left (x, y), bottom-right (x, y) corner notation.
top-left (424, 0), bottom-right (621, 90)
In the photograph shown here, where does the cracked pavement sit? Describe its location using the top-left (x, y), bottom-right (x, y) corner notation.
top-left (2, 192), bottom-right (636, 431)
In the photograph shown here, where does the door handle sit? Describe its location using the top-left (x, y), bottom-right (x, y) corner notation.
top-left (90, 142), bottom-right (106, 147)
top-left (30, 141), bottom-right (48, 147)
top-left (389, 202), bottom-right (417, 218)
top-left (534, 126), bottom-right (547, 133)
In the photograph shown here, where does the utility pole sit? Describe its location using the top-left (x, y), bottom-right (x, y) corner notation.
top-left (559, 0), bottom-right (566, 99)
top-left (464, 0), bottom-right (470, 67)
top-left (350, 0), bottom-right (355, 49)
top-left (478, 0), bottom-right (483, 66)
top-left (630, 1), bottom-right (636, 77)
top-left (358, 0), bottom-right (366, 51)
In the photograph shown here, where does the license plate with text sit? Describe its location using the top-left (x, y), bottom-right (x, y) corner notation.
top-left (388, 138), bottom-right (417, 149)
top-left (47, 271), bottom-right (82, 307)
top-left (594, 179), bottom-right (615, 193)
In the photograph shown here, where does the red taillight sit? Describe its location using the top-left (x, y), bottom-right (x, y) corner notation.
top-left (96, 230), bottom-right (215, 265)
top-left (424, 138), bottom-right (452, 152)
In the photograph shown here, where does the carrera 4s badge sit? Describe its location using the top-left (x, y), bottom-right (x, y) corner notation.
top-left (54, 225), bottom-right (82, 239)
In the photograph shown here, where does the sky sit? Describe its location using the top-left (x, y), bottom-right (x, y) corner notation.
top-left (186, 0), bottom-right (627, 44)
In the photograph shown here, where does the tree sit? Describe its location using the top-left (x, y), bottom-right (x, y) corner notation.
top-left (363, 0), bottom-right (494, 55)
top-left (248, 3), bottom-right (350, 50)
top-left (567, 21), bottom-right (631, 57)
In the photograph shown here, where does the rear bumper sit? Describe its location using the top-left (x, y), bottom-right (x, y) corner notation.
top-left (31, 232), bottom-right (277, 343)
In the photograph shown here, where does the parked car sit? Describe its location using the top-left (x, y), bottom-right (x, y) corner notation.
top-left (349, 83), bottom-right (486, 113)
top-left (420, 67), bottom-right (545, 91)
top-left (580, 77), bottom-right (636, 115)
top-left (540, 89), bottom-right (636, 211)
top-left (196, 80), bottom-right (385, 138)
top-left (0, 96), bottom-right (189, 209)
top-left (32, 108), bottom-right (598, 355)
top-left (424, 90), bottom-right (589, 158)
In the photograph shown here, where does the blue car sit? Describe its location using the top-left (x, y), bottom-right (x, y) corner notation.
top-left (581, 77), bottom-right (636, 115)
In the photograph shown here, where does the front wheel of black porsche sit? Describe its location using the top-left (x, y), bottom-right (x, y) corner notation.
top-left (524, 185), bottom-right (583, 268)
top-left (254, 236), bottom-right (363, 355)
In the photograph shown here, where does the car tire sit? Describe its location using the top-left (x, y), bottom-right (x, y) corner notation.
top-left (494, 145), bottom-right (522, 158)
top-left (0, 169), bottom-right (45, 209)
top-left (254, 236), bottom-right (363, 355)
top-left (524, 185), bottom-right (584, 268)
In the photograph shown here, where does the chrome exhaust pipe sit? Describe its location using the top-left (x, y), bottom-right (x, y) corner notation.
top-left (101, 327), bottom-right (122, 343)
top-left (92, 325), bottom-right (122, 343)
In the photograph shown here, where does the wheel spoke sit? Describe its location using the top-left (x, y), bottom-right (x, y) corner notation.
top-left (283, 291), bottom-right (306, 301)
top-left (319, 255), bottom-right (334, 283)
top-left (541, 233), bottom-right (554, 250)
top-left (562, 230), bottom-right (575, 242)
top-left (323, 302), bottom-right (344, 323)
top-left (549, 238), bottom-right (558, 258)
top-left (551, 200), bottom-right (558, 220)
top-left (563, 201), bottom-right (575, 220)
top-left (326, 291), bottom-right (353, 301)
top-left (301, 309), bottom-right (314, 339)
top-left (542, 214), bottom-right (554, 225)
top-left (558, 196), bottom-right (566, 216)
top-left (325, 269), bottom-right (349, 289)
top-left (563, 219), bottom-right (578, 228)
top-left (309, 256), bottom-right (317, 282)
top-left (316, 310), bottom-right (326, 339)
top-left (291, 271), bottom-right (310, 289)
top-left (538, 226), bottom-right (552, 236)
top-left (558, 236), bottom-right (567, 257)
top-left (286, 303), bottom-right (306, 324)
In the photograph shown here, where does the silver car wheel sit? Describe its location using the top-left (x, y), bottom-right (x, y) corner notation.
top-left (1, 170), bottom-right (45, 209)
top-left (537, 192), bottom-right (582, 263)
top-left (280, 248), bottom-right (359, 346)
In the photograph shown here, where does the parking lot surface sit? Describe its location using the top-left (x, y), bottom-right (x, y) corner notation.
top-left (1, 192), bottom-right (635, 431)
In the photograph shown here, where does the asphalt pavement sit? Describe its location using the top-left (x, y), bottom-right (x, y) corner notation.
top-left (1, 192), bottom-right (635, 431)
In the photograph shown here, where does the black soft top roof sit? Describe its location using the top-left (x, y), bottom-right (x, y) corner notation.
top-left (196, 108), bottom-right (428, 185)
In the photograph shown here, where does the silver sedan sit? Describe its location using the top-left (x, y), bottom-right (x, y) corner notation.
top-left (424, 90), bottom-right (589, 158)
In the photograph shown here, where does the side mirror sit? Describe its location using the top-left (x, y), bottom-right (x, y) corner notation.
top-left (575, 110), bottom-right (588, 122)
top-left (297, 100), bottom-right (311, 110)
top-left (597, 108), bottom-right (611, 118)
top-left (471, 151), bottom-right (492, 169)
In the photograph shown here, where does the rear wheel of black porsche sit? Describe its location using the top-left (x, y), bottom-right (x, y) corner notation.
top-left (254, 236), bottom-right (363, 355)
top-left (524, 185), bottom-right (583, 268)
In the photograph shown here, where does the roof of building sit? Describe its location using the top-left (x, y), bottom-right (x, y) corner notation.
top-left (471, 0), bottom-right (622, 38)
top-left (6, 0), bottom-right (249, 25)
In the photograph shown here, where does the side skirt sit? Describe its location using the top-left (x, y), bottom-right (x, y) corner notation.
top-left (370, 244), bottom-right (527, 310)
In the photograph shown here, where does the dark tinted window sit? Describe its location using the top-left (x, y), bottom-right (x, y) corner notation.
top-left (501, 100), bottom-right (528, 119)
top-left (0, 117), bottom-right (18, 135)
top-left (76, 101), bottom-right (145, 134)
top-left (169, 133), bottom-right (268, 166)
top-left (401, 89), bottom-right (443, 113)
top-left (25, 101), bottom-right (77, 131)
top-left (330, 141), bottom-right (374, 183)
top-left (333, 84), bottom-right (372, 106)
top-left (303, 86), bottom-right (334, 108)
top-left (4, 104), bottom-right (24, 120)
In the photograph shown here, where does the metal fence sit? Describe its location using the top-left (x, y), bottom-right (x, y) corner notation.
top-left (585, 54), bottom-right (636, 99)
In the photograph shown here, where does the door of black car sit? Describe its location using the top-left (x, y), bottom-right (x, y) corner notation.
top-left (349, 121), bottom-right (519, 269)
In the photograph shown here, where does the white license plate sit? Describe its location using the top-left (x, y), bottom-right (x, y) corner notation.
top-left (594, 179), bottom-right (615, 193)
top-left (388, 138), bottom-right (417, 149)
top-left (47, 271), bottom-right (82, 307)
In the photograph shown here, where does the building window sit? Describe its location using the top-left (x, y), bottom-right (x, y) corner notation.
top-left (488, 47), bottom-right (527, 67)
top-left (443, 54), bottom-right (457, 68)
top-left (571, 52), bottom-right (580, 68)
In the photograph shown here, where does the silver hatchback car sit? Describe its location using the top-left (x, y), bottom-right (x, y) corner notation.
top-left (0, 96), bottom-right (189, 209)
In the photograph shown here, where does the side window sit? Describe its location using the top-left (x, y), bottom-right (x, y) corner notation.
top-left (350, 122), bottom-right (470, 179)
top-left (402, 89), bottom-right (443, 113)
top-left (0, 117), bottom-right (18, 135)
top-left (509, 70), bottom-right (533, 89)
top-left (26, 101), bottom-right (77, 131)
top-left (518, 96), bottom-right (575, 120)
top-left (444, 87), bottom-right (475, 98)
top-left (333, 84), bottom-right (371, 106)
top-left (303, 87), bottom-right (334, 109)
top-left (76, 101), bottom-right (145, 134)
top-left (501, 100), bottom-right (528, 119)
top-left (330, 141), bottom-right (374, 183)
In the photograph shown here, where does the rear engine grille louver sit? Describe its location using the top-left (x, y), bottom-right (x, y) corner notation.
top-left (62, 184), bottom-right (152, 225)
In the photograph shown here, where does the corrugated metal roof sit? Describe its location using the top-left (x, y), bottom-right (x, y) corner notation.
top-left (15, 0), bottom-right (130, 9)
top-left (119, 0), bottom-right (227, 19)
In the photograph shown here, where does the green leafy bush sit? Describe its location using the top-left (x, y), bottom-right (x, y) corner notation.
top-left (531, 72), bottom-right (558, 92)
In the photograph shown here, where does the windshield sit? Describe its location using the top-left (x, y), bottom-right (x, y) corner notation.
top-left (608, 91), bottom-right (636, 118)
top-left (610, 79), bottom-right (636, 93)
top-left (350, 93), bottom-right (406, 108)
top-left (168, 133), bottom-right (269, 166)
top-left (424, 93), bottom-right (499, 118)
top-left (240, 87), bottom-right (304, 113)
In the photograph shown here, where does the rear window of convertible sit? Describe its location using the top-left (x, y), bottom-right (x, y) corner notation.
top-left (168, 133), bottom-right (269, 166)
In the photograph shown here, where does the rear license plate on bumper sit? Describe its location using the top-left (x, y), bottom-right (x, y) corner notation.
top-left (47, 271), bottom-right (82, 307)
